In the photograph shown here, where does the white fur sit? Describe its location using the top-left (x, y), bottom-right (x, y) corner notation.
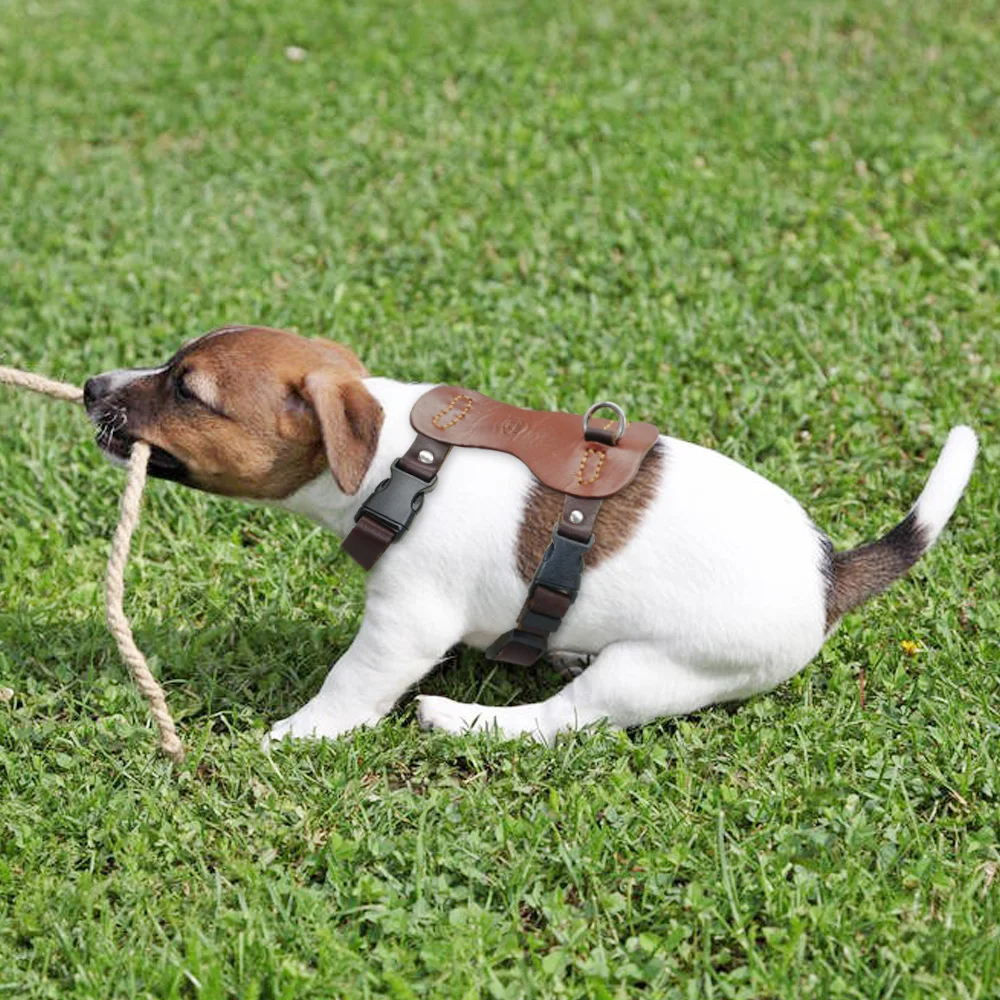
top-left (267, 379), bottom-right (975, 745)
top-left (910, 425), bottom-right (977, 546)
top-left (98, 365), bottom-right (167, 392)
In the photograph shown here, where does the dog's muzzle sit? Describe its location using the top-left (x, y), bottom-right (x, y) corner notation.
top-left (83, 375), bottom-right (189, 483)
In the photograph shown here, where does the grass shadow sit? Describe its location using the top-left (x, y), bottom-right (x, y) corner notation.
top-left (0, 610), bottom-right (564, 724)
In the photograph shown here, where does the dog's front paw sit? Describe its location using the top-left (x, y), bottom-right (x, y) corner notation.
top-left (262, 711), bottom-right (320, 749)
top-left (264, 713), bottom-right (309, 748)
top-left (263, 701), bottom-right (376, 749)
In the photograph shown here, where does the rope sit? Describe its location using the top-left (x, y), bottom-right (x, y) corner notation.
top-left (105, 442), bottom-right (185, 762)
top-left (0, 365), bottom-right (185, 762)
top-left (0, 365), bottom-right (84, 402)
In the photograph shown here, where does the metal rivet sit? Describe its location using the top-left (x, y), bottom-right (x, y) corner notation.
top-left (418, 449), bottom-right (435, 465)
top-left (568, 509), bottom-right (584, 525)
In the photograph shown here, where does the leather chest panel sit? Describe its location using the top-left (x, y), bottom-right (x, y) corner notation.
top-left (410, 385), bottom-right (660, 499)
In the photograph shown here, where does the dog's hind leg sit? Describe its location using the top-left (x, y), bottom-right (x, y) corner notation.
top-left (546, 649), bottom-right (594, 680)
top-left (416, 640), bottom-right (753, 744)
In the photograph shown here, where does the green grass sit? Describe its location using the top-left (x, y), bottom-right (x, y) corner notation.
top-left (1, 0), bottom-right (998, 995)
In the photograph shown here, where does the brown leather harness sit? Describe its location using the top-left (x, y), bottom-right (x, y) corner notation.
top-left (341, 386), bottom-right (659, 666)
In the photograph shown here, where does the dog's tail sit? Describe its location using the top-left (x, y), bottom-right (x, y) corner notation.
top-left (825, 425), bottom-right (978, 628)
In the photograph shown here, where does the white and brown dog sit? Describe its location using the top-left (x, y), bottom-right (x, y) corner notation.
top-left (83, 326), bottom-right (979, 745)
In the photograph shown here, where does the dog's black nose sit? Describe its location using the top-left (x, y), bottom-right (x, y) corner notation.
top-left (82, 376), bottom-right (103, 409)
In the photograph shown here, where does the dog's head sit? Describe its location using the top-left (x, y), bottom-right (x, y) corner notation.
top-left (84, 326), bottom-right (383, 499)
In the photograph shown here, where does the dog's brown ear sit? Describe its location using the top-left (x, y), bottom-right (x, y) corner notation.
top-left (312, 339), bottom-right (369, 378)
top-left (301, 370), bottom-right (383, 495)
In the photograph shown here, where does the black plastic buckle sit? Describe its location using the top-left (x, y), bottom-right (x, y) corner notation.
top-left (486, 527), bottom-right (595, 666)
top-left (530, 526), bottom-right (595, 602)
top-left (354, 462), bottom-right (437, 535)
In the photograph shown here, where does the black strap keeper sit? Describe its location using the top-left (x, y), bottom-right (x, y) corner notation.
top-left (519, 609), bottom-right (564, 635)
top-left (485, 629), bottom-right (547, 666)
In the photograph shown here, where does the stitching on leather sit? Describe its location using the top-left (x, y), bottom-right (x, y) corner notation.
top-left (432, 394), bottom-right (474, 429)
top-left (577, 447), bottom-right (605, 485)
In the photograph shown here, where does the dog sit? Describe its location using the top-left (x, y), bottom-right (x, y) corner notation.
top-left (83, 326), bottom-right (979, 745)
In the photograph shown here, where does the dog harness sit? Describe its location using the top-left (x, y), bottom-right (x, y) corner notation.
top-left (341, 386), bottom-right (659, 666)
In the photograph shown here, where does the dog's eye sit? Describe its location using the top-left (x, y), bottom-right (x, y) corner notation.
top-left (174, 372), bottom-right (198, 404)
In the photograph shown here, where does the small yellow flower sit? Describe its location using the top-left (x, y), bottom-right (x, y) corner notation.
top-left (900, 640), bottom-right (921, 656)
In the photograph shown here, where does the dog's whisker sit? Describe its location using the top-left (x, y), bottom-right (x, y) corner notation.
top-left (94, 404), bottom-right (129, 452)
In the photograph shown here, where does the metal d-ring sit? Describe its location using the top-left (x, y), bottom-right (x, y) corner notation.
top-left (582, 400), bottom-right (627, 444)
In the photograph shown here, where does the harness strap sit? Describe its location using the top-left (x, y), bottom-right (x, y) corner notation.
top-left (484, 496), bottom-right (602, 666)
top-left (341, 433), bottom-right (451, 570)
top-left (340, 516), bottom-right (396, 571)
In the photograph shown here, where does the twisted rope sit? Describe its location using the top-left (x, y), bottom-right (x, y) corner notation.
top-left (0, 365), bottom-right (84, 402)
top-left (0, 364), bottom-right (185, 762)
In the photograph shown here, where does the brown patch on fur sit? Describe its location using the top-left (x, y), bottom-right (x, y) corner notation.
top-left (823, 511), bottom-right (928, 630)
top-left (516, 442), bottom-right (665, 581)
top-left (86, 326), bottom-right (377, 500)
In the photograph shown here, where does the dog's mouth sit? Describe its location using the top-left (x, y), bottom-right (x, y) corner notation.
top-left (96, 429), bottom-right (189, 483)
top-left (89, 400), bottom-right (192, 484)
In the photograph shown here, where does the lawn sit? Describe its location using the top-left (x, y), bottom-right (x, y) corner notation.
top-left (1, 0), bottom-right (998, 996)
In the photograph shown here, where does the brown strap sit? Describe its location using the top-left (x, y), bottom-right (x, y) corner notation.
top-left (396, 433), bottom-right (450, 480)
top-left (558, 495), bottom-right (602, 543)
top-left (341, 433), bottom-right (451, 569)
top-left (410, 386), bottom-right (660, 499)
top-left (486, 495), bottom-right (603, 666)
top-left (341, 515), bottom-right (397, 570)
